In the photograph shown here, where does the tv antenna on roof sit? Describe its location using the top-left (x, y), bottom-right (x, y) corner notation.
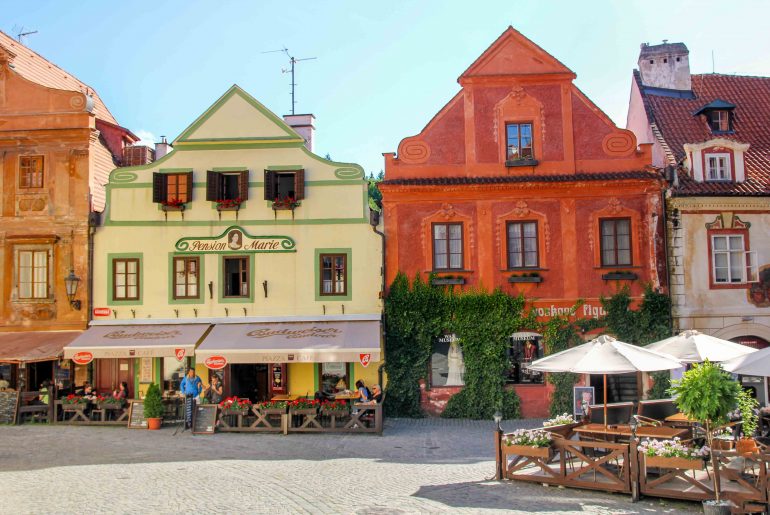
top-left (12, 25), bottom-right (38, 44)
top-left (262, 47), bottom-right (317, 115)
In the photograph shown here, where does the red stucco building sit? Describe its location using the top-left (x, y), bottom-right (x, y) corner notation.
top-left (380, 27), bottom-right (666, 418)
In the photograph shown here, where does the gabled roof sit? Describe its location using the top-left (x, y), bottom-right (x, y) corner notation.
top-left (460, 26), bottom-right (575, 80)
top-left (0, 30), bottom-right (117, 124)
top-left (637, 72), bottom-right (770, 196)
top-left (174, 85), bottom-right (303, 146)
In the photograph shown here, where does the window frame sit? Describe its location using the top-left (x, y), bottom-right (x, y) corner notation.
top-left (317, 363), bottom-right (350, 393)
top-left (506, 220), bottom-right (539, 269)
top-left (19, 155), bottom-right (44, 189)
top-left (263, 169), bottom-right (305, 201)
top-left (165, 173), bottom-right (191, 203)
top-left (206, 170), bottom-right (249, 203)
top-left (599, 218), bottom-right (633, 267)
top-left (709, 110), bottom-right (731, 132)
top-left (222, 255), bottom-right (250, 299)
top-left (112, 258), bottom-right (141, 301)
top-left (319, 253), bottom-right (348, 297)
top-left (505, 122), bottom-right (534, 161)
top-left (705, 152), bottom-right (732, 182)
top-left (172, 256), bottom-right (200, 300)
top-left (16, 248), bottom-right (49, 300)
top-left (432, 222), bottom-right (464, 271)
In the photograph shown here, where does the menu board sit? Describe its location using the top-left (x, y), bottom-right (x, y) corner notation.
top-left (139, 358), bottom-right (153, 384)
top-left (127, 400), bottom-right (147, 429)
top-left (192, 404), bottom-right (217, 435)
top-left (0, 390), bottom-right (19, 424)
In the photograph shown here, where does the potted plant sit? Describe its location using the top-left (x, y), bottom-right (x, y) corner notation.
top-left (638, 437), bottom-right (708, 470)
top-left (668, 360), bottom-right (741, 514)
top-left (542, 413), bottom-right (579, 438)
top-left (216, 197), bottom-right (242, 211)
top-left (218, 396), bottom-right (253, 416)
top-left (161, 198), bottom-right (186, 211)
top-left (143, 383), bottom-right (164, 430)
top-left (736, 388), bottom-right (759, 454)
top-left (502, 428), bottom-right (553, 459)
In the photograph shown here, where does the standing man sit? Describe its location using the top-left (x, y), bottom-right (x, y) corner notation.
top-left (179, 368), bottom-right (202, 430)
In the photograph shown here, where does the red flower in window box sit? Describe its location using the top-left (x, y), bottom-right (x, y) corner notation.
top-left (161, 198), bottom-right (186, 208)
top-left (216, 197), bottom-right (242, 210)
top-left (272, 195), bottom-right (301, 210)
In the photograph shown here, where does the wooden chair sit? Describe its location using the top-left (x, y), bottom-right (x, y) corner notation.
top-left (635, 399), bottom-right (677, 427)
top-left (17, 391), bottom-right (51, 424)
top-left (588, 402), bottom-right (634, 426)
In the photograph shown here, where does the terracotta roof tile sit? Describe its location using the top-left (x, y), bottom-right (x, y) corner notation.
top-left (382, 170), bottom-right (663, 186)
top-left (640, 73), bottom-right (770, 195)
top-left (0, 30), bottom-right (117, 124)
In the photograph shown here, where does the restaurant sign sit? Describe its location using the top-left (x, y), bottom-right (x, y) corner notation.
top-left (71, 352), bottom-right (94, 365)
top-left (175, 348), bottom-right (186, 361)
top-left (359, 353), bottom-right (371, 368)
top-left (205, 356), bottom-right (227, 370)
top-left (175, 226), bottom-right (296, 254)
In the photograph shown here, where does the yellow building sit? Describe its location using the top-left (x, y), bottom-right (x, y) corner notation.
top-left (63, 86), bottom-right (383, 401)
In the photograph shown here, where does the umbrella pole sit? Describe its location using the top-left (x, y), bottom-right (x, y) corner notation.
top-left (603, 374), bottom-right (608, 428)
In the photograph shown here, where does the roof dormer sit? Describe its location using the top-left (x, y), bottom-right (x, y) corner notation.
top-left (693, 99), bottom-right (736, 133)
top-left (683, 138), bottom-right (750, 184)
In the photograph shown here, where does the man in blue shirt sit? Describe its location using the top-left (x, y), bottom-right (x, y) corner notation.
top-left (179, 368), bottom-right (202, 429)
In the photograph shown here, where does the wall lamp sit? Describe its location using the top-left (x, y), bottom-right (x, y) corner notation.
top-left (64, 269), bottom-right (82, 310)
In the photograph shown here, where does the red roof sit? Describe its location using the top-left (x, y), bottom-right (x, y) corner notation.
top-left (638, 72), bottom-right (770, 196)
top-left (382, 170), bottom-right (662, 186)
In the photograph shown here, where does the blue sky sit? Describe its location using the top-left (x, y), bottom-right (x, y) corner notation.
top-left (4, 0), bottom-right (769, 174)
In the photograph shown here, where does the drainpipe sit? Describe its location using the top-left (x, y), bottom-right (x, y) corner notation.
top-left (370, 207), bottom-right (386, 388)
top-left (88, 205), bottom-right (97, 326)
top-left (660, 165), bottom-right (677, 336)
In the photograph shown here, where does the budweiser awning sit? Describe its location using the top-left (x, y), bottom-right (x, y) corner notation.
top-left (0, 331), bottom-right (82, 364)
top-left (63, 324), bottom-right (211, 361)
top-left (195, 321), bottom-right (381, 366)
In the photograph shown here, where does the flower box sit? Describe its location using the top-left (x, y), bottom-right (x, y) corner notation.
top-left (508, 276), bottom-right (542, 284)
top-left (542, 421), bottom-right (580, 438)
top-left (601, 272), bottom-right (638, 281)
top-left (505, 158), bottom-right (539, 168)
top-left (161, 205), bottom-right (185, 212)
top-left (97, 402), bottom-right (125, 410)
top-left (290, 407), bottom-right (318, 415)
top-left (431, 277), bottom-right (465, 286)
top-left (216, 205), bottom-right (240, 212)
top-left (62, 403), bottom-right (86, 411)
top-left (503, 444), bottom-right (552, 459)
top-left (645, 455), bottom-right (704, 470)
top-left (221, 408), bottom-right (250, 416)
top-left (256, 407), bottom-right (287, 416)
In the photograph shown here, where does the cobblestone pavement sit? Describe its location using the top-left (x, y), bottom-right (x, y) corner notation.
top-left (0, 419), bottom-right (699, 514)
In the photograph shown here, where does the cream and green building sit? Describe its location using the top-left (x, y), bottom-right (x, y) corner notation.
top-left (63, 85), bottom-right (383, 400)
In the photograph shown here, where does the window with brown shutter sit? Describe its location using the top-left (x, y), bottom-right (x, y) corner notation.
top-left (164, 173), bottom-right (193, 203)
top-left (264, 169), bottom-right (305, 201)
top-left (152, 172), bottom-right (167, 203)
top-left (206, 171), bottom-right (248, 202)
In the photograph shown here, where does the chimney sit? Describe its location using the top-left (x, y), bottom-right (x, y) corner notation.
top-left (638, 41), bottom-right (691, 91)
top-left (283, 114), bottom-right (315, 152)
top-left (122, 145), bottom-right (155, 167)
top-left (155, 136), bottom-right (172, 159)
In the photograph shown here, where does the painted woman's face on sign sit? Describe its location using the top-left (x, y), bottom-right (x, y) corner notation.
top-left (228, 230), bottom-right (242, 249)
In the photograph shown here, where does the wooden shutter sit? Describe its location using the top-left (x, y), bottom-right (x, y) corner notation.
top-left (184, 171), bottom-right (193, 202)
top-left (206, 170), bottom-right (219, 201)
top-left (152, 172), bottom-right (166, 203)
top-left (238, 170), bottom-right (249, 200)
top-left (294, 169), bottom-right (305, 200)
top-left (263, 170), bottom-right (275, 200)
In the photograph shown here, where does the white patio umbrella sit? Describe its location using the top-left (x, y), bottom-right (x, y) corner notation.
top-left (645, 329), bottom-right (757, 363)
top-left (722, 346), bottom-right (770, 405)
top-left (527, 334), bottom-right (683, 426)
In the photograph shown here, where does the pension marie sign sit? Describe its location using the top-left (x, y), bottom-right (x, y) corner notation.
top-left (175, 226), bottom-right (296, 253)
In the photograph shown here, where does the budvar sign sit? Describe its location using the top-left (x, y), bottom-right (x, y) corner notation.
top-left (175, 226), bottom-right (296, 254)
top-left (246, 327), bottom-right (341, 339)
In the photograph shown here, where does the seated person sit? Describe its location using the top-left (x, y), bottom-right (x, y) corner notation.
top-left (112, 382), bottom-right (129, 403)
top-left (33, 381), bottom-right (50, 405)
top-left (0, 374), bottom-right (9, 390)
top-left (82, 384), bottom-right (98, 401)
top-left (353, 380), bottom-right (370, 403)
top-left (366, 384), bottom-right (383, 404)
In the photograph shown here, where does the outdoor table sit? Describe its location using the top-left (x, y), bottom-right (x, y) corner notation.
top-left (664, 412), bottom-right (695, 424)
top-left (333, 393), bottom-right (359, 401)
top-left (270, 394), bottom-right (299, 401)
top-left (573, 423), bottom-right (688, 440)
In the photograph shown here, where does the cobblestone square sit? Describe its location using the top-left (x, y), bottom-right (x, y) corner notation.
top-left (0, 419), bottom-right (699, 514)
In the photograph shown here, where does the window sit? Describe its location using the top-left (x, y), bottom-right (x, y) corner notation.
top-left (709, 110), bottom-right (730, 132)
top-left (223, 256), bottom-right (249, 297)
top-left (152, 172), bottom-right (192, 204)
top-left (431, 334), bottom-right (465, 387)
top-left (433, 223), bottom-right (463, 270)
top-left (319, 362), bottom-right (349, 393)
top-left (113, 258), bottom-right (140, 300)
top-left (711, 235), bottom-right (757, 284)
top-left (600, 218), bottom-right (632, 266)
top-left (706, 154), bottom-right (731, 181)
top-left (505, 123), bottom-right (533, 160)
top-left (507, 221), bottom-right (538, 268)
top-left (173, 257), bottom-right (199, 299)
top-left (320, 254), bottom-right (347, 296)
top-left (17, 249), bottom-right (48, 299)
top-left (264, 169), bottom-right (305, 202)
top-left (19, 156), bottom-right (44, 189)
top-left (504, 337), bottom-right (544, 384)
top-left (206, 170), bottom-right (249, 202)
top-left (163, 357), bottom-right (190, 394)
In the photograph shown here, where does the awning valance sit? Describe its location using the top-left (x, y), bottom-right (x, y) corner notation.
top-left (195, 321), bottom-right (381, 365)
top-left (0, 331), bottom-right (82, 364)
top-left (63, 324), bottom-right (211, 359)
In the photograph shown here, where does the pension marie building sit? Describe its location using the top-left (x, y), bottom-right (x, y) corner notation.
top-left (63, 86), bottom-right (383, 401)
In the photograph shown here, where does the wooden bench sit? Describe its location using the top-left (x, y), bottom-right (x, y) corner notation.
top-left (16, 391), bottom-right (51, 424)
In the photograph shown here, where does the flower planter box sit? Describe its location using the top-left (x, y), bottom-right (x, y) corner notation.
top-left (503, 444), bottom-right (552, 459)
top-left (542, 422), bottom-right (580, 438)
top-left (645, 455), bottom-right (704, 470)
top-left (290, 408), bottom-right (318, 416)
top-left (322, 408), bottom-right (349, 415)
top-left (508, 276), bottom-right (542, 284)
top-left (601, 272), bottom-right (638, 281)
top-left (97, 403), bottom-right (125, 410)
top-left (221, 408), bottom-right (250, 416)
top-left (505, 159), bottom-right (539, 167)
top-left (431, 277), bottom-right (465, 286)
top-left (216, 205), bottom-right (240, 212)
top-left (161, 205), bottom-right (185, 212)
top-left (61, 403), bottom-right (86, 411)
top-left (256, 407), bottom-right (287, 416)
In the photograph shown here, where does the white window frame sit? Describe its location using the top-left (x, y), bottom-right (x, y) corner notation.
top-left (711, 234), bottom-right (758, 284)
top-left (705, 153), bottom-right (731, 182)
top-left (710, 110), bottom-right (730, 132)
top-left (13, 245), bottom-right (52, 301)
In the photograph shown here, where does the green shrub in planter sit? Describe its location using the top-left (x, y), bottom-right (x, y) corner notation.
top-left (143, 383), bottom-right (164, 419)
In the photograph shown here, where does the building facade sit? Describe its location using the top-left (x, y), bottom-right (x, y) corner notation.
top-left (627, 42), bottom-right (770, 404)
top-left (0, 31), bottom-right (137, 392)
top-left (380, 27), bottom-right (665, 418)
top-left (64, 86), bottom-right (383, 400)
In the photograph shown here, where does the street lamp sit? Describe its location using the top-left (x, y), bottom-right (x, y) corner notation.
top-left (493, 410), bottom-right (503, 480)
top-left (64, 269), bottom-right (81, 310)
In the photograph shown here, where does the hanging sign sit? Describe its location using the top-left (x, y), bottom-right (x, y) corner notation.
top-left (71, 352), bottom-right (94, 365)
top-left (175, 348), bottom-right (186, 361)
top-left (175, 226), bottom-right (296, 254)
top-left (205, 356), bottom-right (227, 370)
top-left (93, 307), bottom-right (111, 317)
top-left (359, 353), bottom-right (371, 368)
